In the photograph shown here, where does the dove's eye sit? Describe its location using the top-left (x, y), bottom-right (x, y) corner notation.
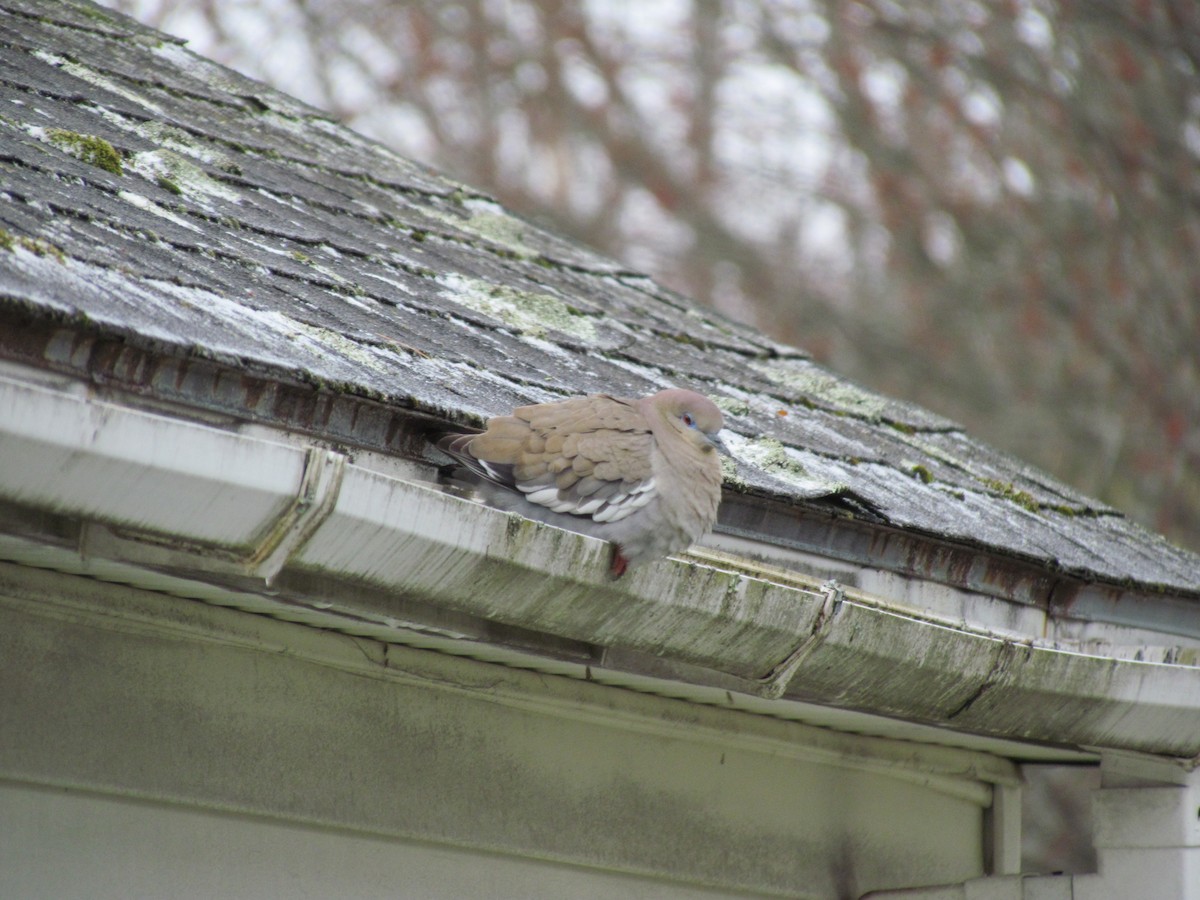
top-left (682, 412), bottom-right (696, 428)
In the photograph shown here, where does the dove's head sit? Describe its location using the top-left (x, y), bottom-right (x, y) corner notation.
top-left (649, 389), bottom-right (727, 455)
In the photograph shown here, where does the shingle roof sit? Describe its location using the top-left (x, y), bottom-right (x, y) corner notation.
top-left (2, 0), bottom-right (1198, 601)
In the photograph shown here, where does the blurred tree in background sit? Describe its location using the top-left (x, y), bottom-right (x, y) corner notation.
top-left (106, 0), bottom-right (1199, 554)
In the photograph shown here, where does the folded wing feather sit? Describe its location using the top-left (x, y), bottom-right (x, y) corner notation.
top-left (439, 395), bottom-right (659, 523)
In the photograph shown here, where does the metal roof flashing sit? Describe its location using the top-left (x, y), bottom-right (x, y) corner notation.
top-left (1, 359), bottom-right (1198, 762)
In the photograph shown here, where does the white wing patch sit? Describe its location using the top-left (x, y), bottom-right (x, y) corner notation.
top-left (592, 481), bottom-right (656, 522)
top-left (521, 486), bottom-right (559, 505)
top-left (519, 477), bottom-right (657, 523)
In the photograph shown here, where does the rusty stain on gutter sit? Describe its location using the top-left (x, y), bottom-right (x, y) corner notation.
top-left (0, 312), bottom-right (436, 458)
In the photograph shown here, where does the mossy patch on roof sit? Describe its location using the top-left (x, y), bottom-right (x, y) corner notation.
top-left (719, 453), bottom-right (747, 487)
top-left (0, 227), bottom-right (65, 262)
top-left (910, 463), bottom-right (935, 484)
top-left (440, 275), bottom-right (597, 342)
top-left (126, 148), bottom-right (240, 204)
top-left (119, 118), bottom-right (243, 173)
top-left (723, 433), bottom-right (847, 495)
top-left (982, 478), bottom-right (1040, 513)
top-left (431, 198), bottom-right (540, 259)
top-left (751, 357), bottom-right (892, 420)
top-left (713, 395), bottom-right (752, 417)
top-left (46, 128), bottom-right (123, 175)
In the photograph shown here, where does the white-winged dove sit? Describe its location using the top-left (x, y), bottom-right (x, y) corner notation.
top-left (437, 389), bottom-right (726, 577)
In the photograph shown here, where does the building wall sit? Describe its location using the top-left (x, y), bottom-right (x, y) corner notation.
top-left (2, 782), bottom-right (759, 900)
top-left (0, 561), bottom-right (993, 898)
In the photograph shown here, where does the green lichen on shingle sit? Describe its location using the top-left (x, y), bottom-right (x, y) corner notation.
top-left (983, 478), bottom-right (1039, 512)
top-left (22, 237), bottom-right (65, 261)
top-left (738, 436), bottom-right (809, 480)
top-left (910, 464), bottom-right (934, 484)
top-left (132, 120), bottom-right (237, 171)
top-left (429, 198), bottom-right (540, 259)
top-left (718, 454), bottom-right (747, 487)
top-left (726, 433), bottom-right (848, 495)
top-left (713, 396), bottom-right (751, 417)
top-left (751, 357), bottom-right (892, 420)
top-left (669, 331), bottom-right (709, 350)
top-left (0, 229), bottom-right (66, 262)
top-left (128, 149), bottom-right (240, 204)
top-left (1049, 504), bottom-right (1079, 517)
top-left (441, 275), bottom-right (597, 342)
top-left (47, 128), bottom-right (123, 175)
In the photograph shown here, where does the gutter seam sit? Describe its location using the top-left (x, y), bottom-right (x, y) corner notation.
top-left (246, 447), bottom-right (346, 584)
top-left (754, 580), bottom-right (843, 699)
top-left (946, 640), bottom-right (1027, 721)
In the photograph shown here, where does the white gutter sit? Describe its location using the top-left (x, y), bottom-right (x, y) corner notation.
top-left (2, 364), bottom-right (1199, 758)
top-left (0, 366), bottom-right (306, 551)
